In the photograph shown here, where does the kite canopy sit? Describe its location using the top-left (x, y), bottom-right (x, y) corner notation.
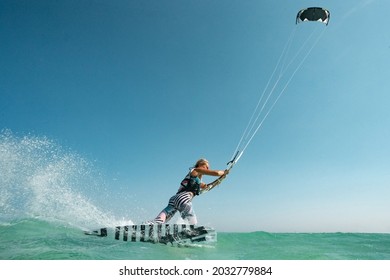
top-left (296, 7), bottom-right (330, 25)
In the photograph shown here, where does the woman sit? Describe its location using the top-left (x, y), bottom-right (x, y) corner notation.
top-left (149, 158), bottom-right (229, 225)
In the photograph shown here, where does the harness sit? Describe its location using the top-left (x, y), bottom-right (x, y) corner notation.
top-left (177, 170), bottom-right (202, 196)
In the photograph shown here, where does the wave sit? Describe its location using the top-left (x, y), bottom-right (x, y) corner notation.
top-left (0, 130), bottom-right (130, 230)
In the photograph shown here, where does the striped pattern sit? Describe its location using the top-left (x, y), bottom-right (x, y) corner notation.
top-left (85, 224), bottom-right (215, 244)
top-left (169, 191), bottom-right (193, 208)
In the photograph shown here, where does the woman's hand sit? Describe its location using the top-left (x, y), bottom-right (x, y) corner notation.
top-left (217, 169), bottom-right (229, 176)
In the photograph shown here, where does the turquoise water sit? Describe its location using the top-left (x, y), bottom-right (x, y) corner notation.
top-left (1, 131), bottom-right (390, 260)
top-left (1, 218), bottom-right (390, 260)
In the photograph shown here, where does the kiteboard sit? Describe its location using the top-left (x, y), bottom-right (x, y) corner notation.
top-left (84, 224), bottom-right (216, 245)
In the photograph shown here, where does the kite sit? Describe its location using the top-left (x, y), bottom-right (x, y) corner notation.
top-left (296, 7), bottom-right (330, 25)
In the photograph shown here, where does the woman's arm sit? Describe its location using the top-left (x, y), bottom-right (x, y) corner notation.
top-left (192, 168), bottom-right (228, 177)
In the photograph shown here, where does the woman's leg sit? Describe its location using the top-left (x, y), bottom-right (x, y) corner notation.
top-left (153, 204), bottom-right (177, 224)
top-left (179, 202), bottom-right (197, 225)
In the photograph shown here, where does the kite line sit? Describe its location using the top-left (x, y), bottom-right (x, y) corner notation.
top-left (202, 7), bottom-right (330, 194)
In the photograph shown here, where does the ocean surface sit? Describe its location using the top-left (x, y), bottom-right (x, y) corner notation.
top-left (1, 131), bottom-right (390, 260)
top-left (1, 218), bottom-right (390, 260)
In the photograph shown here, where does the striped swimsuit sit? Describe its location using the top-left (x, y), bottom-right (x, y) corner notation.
top-left (152, 170), bottom-right (200, 224)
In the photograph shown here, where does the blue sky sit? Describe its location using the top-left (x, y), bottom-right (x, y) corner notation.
top-left (1, 0), bottom-right (389, 232)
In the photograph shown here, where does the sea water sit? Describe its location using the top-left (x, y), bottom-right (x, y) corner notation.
top-left (1, 131), bottom-right (390, 260)
top-left (1, 218), bottom-right (390, 260)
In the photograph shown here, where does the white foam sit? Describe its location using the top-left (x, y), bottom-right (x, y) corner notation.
top-left (0, 130), bottom-right (131, 229)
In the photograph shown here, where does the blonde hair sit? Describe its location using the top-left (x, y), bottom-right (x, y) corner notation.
top-left (194, 158), bottom-right (209, 168)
